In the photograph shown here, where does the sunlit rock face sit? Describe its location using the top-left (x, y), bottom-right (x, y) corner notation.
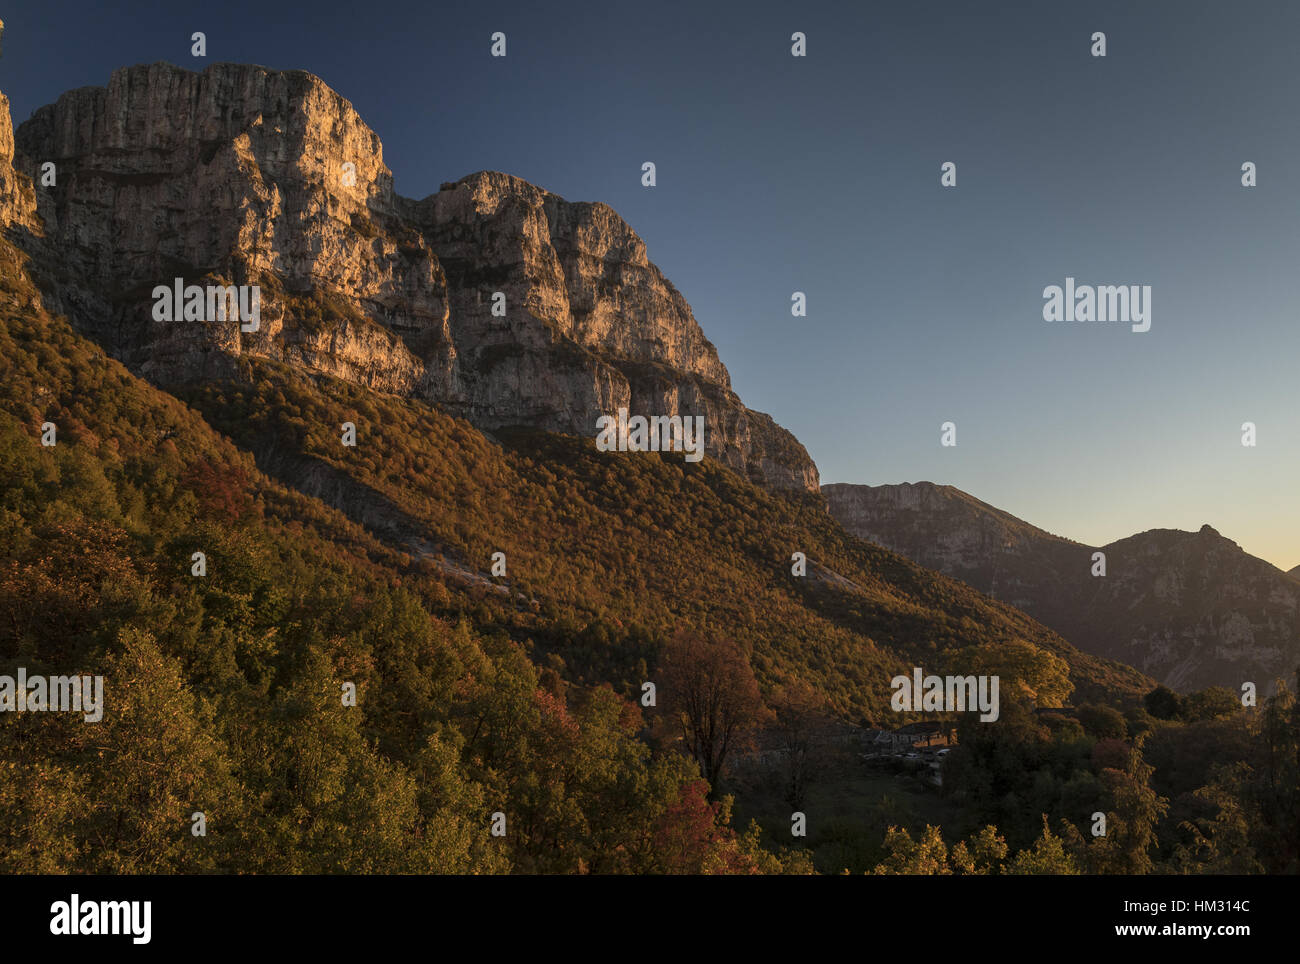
top-left (11, 63), bottom-right (819, 493)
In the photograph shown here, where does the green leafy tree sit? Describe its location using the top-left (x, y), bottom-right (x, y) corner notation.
top-left (1078, 703), bottom-right (1128, 740)
top-left (1005, 816), bottom-right (1080, 874)
top-left (1143, 685), bottom-right (1182, 721)
top-left (1078, 736), bottom-right (1169, 874)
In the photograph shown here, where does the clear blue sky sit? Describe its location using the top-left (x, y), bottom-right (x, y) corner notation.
top-left (4, 0), bottom-right (1298, 569)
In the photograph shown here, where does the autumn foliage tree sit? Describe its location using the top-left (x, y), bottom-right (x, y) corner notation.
top-left (658, 630), bottom-right (768, 791)
top-left (770, 679), bottom-right (833, 810)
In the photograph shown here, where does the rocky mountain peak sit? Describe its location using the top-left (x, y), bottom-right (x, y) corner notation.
top-left (5, 63), bottom-right (816, 492)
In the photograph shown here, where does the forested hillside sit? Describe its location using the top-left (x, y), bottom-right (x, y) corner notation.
top-left (0, 235), bottom-right (1170, 873)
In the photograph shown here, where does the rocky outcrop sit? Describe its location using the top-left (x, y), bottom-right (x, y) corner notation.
top-left (12, 63), bottom-right (454, 397)
top-left (0, 92), bottom-right (39, 234)
top-left (10, 62), bottom-right (818, 492)
top-left (825, 481), bottom-right (1300, 693)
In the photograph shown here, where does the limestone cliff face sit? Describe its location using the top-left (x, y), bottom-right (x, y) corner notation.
top-left (0, 92), bottom-right (39, 234)
top-left (825, 482), bottom-right (1300, 693)
top-left (12, 63), bottom-right (454, 397)
top-left (10, 62), bottom-right (818, 492)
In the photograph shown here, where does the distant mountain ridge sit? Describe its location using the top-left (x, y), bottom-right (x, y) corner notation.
top-left (825, 481), bottom-right (1300, 693)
